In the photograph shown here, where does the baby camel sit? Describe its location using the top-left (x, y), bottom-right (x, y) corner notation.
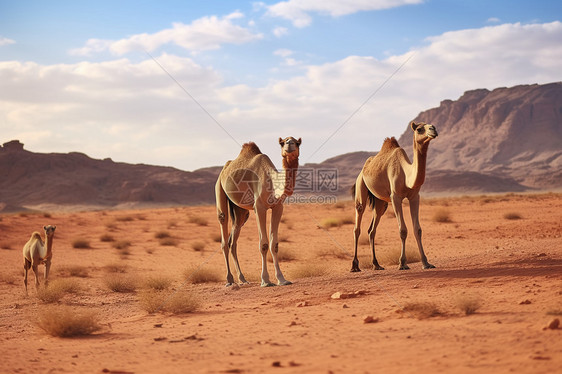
top-left (23, 225), bottom-right (56, 294)
top-left (351, 122), bottom-right (438, 272)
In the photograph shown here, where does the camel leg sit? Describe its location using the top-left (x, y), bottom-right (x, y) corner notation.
top-left (31, 262), bottom-right (40, 290)
top-left (255, 203), bottom-right (274, 287)
top-left (270, 203), bottom-right (291, 286)
top-left (368, 198), bottom-right (388, 270)
top-left (230, 206), bottom-right (249, 284)
top-left (351, 177), bottom-right (368, 272)
top-left (44, 259), bottom-right (51, 287)
top-left (23, 259), bottom-right (31, 295)
top-left (391, 194), bottom-right (410, 270)
top-left (409, 195), bottom-right (435, 269)
top-left (215, 181), bottom-right (235, 286)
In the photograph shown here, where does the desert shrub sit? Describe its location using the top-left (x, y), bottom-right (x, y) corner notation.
top-left (289, 264), bottom-right (327, 279)
top-left (104, 274), bottom-right (137, 292)
top-left (188, 216), bottom-right (208, 226)
top-left (43, 212), bottom-right (52, 218)
top-left (432, 208), bottom-right (452, 223)
top-left (167, 220), bottom-right (178, 229)
top-left (341, 216), bottom-right (355, 225)
top-left (183, 266), bottom-right (222, 284)
top-left (503, 212), bottom-right (522, 220)
top-left (72, 239), bottom-right (91, 249)
top-left (191, 241), bottom-right (205, 252)
top-left (380, 246), bottom-right (421, 266)
top-left (103, 263), bottom-right (128, 273)
top-left (105, 222), bottom-right (118, 230)
top-left (139, 289), bottom-right (200, 314)
top-left (546, 308), bottom-right (562, 316)
top-left (455, 295), bottom-right (482, 315)
top-left (402, 302), bottom-right (441, 319)
top-left (36, 285), bottom-right (65, 303)
top-left (316, 247), bottom-right (349, 260)
top-left (112, 240), bottom-right (131, 250)
top-left (159, 237), bottom-right (179, 246)
top-left (154, 231), bottom-right (171, 239)
top-left (1, 243), bottom-right (13, 250)
top-left (100, 234), bottom-right (115, 242)
top-left (0, 273), bottom-right (17, 285)
top-left (144, 276), bottom-right (172, 291)
top-left (321, 218), bottom-right (343, 229)
top-left (49, 278), bottom-right (81, 294)
top-left (37, 305), bottom-right (100, 337)
top-left (58, 265), bottom-right (89, 278)
top-left (115, 215), bottom-right (134, 222)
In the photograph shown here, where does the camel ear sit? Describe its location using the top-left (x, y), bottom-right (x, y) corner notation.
top-left (296, 138), bottom-right (302, 146)
top-left (410, 121), bottom-right (419, 131)
top-left (43, 226), bottom-right (47, 230)
top-left (53, 226), bottom-right (56, 231)
top-left (279, 137), bottom-right (284, 146)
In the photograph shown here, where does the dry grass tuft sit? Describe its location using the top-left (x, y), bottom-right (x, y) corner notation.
top-left (211, 233), bottom-right (222, 243)
top-left (144, 276), bottom-right (172, 291)
top-left (104, 274), bottom-right (137, 292)
top-left (37, 305), bottom-right (101, 337)
top-left (316, 247), bottom-right (350, 260)
top-left (72, 239), bottom-right (91, 249)
top-left (112, 240), bottom-right (132, 250)
top-left (58, 265), bottom-right (89, 278)
top-left (100, 234), bottom-right (115, 242)
top-left (159, 237), bottom-right (179, 247)
top-left (380, 246), bottom-right (421, 266)
top-left (103, 263), bottom-right (128, 273)
top-left (0, 272), bottom-right (17, 285)
top-left (402, 301), bottom-right (441, 319)
top-left (36, 284), bottom-right (64, 303)
top-left (432, 208), bottom-right (452, 223)
top-left (455, 295), bottom-right (482, 315)
top-left (183, 266), bottom-right (222, 284)
top-left (1, 242), bottom-right (13, 250)
top-left (49, 278), bottom-right (81, 294)
top-left (289, 264), bottom-right (327, 279)
top-left (191, 241), bottom-right (205, 252)
top-left (320, 218), bottom-right (343, 229)
top-left (154, 231), bottom-right (171, 239)
top-left (267, 248), bottom-right (296, 262)
top-left (139, 289), bottom-right (200, 314)
top-left (503, 212), bottom-right (522, 220)
top-left (188, 216), bottom-right (208, 226)
top-left (115, 215), bottom-right (134, 222)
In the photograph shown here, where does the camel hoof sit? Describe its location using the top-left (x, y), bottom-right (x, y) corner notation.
top-left (350, 267), bottom-right (361, 273)
top-left (423, 264), bottom-right (436, 269)
top-left (261, 282), bottom-right (276, 287)
top-left (373, 265), bottom-right (385, 270)
top-left (278, 280), bottom-right (292, 286)
top-left (225, 282), bottom-right (235, 287)
top-left (398, 265), bottom-right (410, 270)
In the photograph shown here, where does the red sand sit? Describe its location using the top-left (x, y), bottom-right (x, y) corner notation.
top-left (1, 193), bottom-right (561, 373)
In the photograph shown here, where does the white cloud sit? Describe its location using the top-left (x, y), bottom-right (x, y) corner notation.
top-left (70, 12), bottom-right (263, 56)
top-left (3, 22), bottom-right (562, 170)
top-left (273, 26), bottom-right (289, 37)
top-left (0, 37), bottom-right (16, 46)
top-left (487, 17), bottom-right (501, 23)
top-left (267, 0), bottom-right (423, 27)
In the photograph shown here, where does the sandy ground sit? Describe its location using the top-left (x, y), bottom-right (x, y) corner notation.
top-left (0, 193), bottom-right (561, 374)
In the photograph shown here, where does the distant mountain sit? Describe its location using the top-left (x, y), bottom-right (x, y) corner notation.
top-left (398, 82), bottom-right (562, 190)
top-left (1, 82), bottom-right (560, 211)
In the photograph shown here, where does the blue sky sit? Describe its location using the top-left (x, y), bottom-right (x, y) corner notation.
top-left (1, 0), bottom-right (561, 170)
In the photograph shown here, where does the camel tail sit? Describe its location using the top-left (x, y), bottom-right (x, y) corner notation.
top-left (350, 182), bottom-right (376, 209)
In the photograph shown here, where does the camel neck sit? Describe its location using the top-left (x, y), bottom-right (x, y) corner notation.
top-left (281, 156), bottom-right (299, 197)
top-left (45, 236), bottom-right (53, 259)
top-left (410, 141), bottom-right (428, 189)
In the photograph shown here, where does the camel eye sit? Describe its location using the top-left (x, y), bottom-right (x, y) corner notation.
top-left (416, 128), bottom-right (424, 134)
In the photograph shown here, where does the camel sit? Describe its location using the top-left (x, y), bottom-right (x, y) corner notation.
top-left (215, 137), bottom-right (301, 287)
top-left (351, 121), bottom-right (438, 272)
top-left (23, 225), bottom-right (56, 294)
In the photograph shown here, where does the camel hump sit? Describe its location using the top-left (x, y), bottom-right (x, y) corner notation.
top-left (30, 232), bottom-right (41, 240)
top-left (380, 137), bottom-right (400, 153)
top-left (240, 142), bottom-right (262, 156)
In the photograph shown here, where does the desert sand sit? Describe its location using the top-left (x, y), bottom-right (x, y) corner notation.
top-left (0, 193), bottom-right (561, 373)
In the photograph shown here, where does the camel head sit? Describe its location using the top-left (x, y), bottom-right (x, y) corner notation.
top-left (43, 225), bottom-right (56, 238)
top-left (279, 137), bottom-right (301, 160)
top-left (410, 121), bottom-right (438, 146)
